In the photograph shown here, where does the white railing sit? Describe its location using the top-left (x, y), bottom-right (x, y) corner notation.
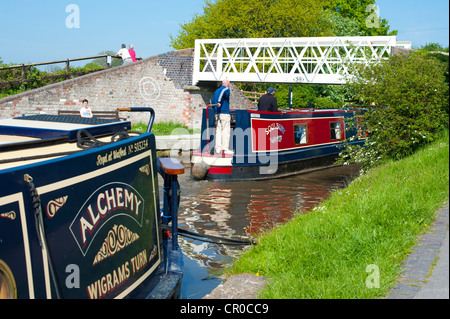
top-left (193, 36), bottom-right (411, 85)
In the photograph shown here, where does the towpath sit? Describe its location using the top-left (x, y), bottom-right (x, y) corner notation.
top-left (386, 201), bottom-right (449, 299)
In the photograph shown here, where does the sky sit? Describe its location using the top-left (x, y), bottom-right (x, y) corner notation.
top-left (0, 0), bottom-right (448, 66)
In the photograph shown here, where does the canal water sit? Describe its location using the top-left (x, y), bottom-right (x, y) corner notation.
top-left (160, 165), bottom-right (361, 299)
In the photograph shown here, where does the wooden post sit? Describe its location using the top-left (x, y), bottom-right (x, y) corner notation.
top-left (21, 64), bottom-right (26, 81)
top-left (65, 59), bottom-right (70, 79)
top-left (21, 64), bottom-right (27, 90)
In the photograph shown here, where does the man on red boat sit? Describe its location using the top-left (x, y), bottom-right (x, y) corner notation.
top-left (212, 79), bottom-right (233, 155)
top-left (258, 87), bottom-right (279, 112)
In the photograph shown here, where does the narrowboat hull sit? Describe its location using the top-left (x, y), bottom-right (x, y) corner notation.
top-left (191, 108), bottom-right (366, 181)
top-left (0, 113), bottom-right (183, 299)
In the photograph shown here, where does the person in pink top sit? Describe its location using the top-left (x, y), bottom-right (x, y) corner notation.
top-left (129, 44), bottom-right (137, 63)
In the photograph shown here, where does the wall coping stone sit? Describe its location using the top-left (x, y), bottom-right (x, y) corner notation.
top-left (0, 49), bottom-right (192, 105)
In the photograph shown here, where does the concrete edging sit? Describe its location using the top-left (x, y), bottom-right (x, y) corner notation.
top-left (203, 274), bottom-right (268, 299)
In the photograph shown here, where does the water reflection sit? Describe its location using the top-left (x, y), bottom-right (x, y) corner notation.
top-left (159, 165), bottom-right (361, 299)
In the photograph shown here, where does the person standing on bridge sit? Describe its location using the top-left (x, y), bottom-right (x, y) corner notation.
top-left (257, 87), bottom-right (279, 112)
top-left (129, 44), bottom-right (137, 63)
top-left (116, 44), bottom-right (132, 65)
top-left (212, 79), bottom-right (232, 155)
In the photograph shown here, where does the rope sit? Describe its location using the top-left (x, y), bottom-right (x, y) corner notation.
top-left (162, 225), bottom-right (256, 246)
top-left (24, 174), bottom-right (62, 299)
top-left (76, 129), bottom-right (142, 150)
top-left (76, 129), bottom-right (109, 150)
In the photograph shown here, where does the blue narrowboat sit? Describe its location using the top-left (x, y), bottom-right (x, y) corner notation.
top-left (191, 107), bottom-right (367, 181)
top-left (0, 108), bottom-right (183, 299)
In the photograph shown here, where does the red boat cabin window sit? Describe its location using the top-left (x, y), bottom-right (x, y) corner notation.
top-left (330, 122), bottom-right (342, 140)
top-left (294, 124), bottom-right (308, 145)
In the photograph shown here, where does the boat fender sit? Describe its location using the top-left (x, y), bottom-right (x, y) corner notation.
top-left (191, 160), bottom-right (210, 180)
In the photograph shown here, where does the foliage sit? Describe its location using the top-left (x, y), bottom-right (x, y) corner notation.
top-left (239, 82), bottom-right (344, 109)
top-left (420, 43), bottom-right (449, 53)
top-left (171, 0), bottom-right (396, 50)
top-left (419, 43), bottom-right (449, 84)
top-left (274, 85), bottom-right (316, 108)
top-left (0, 64), bottom-right (103, 98)
top-left (0, 53), bottom-right (116, 98)
top-left (323, 0), bottom-right (396, 36)
top-left (340, 51), bottom-right (449, 168)
top-left (84, 51), bottom-right (123, 69)
top-left (325, 11), bottom-right (363, 36)
top-left (170, 0), bottom-right (332, 50)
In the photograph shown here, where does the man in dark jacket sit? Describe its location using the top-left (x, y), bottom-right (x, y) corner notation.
top-left (258, 87), bottom-right (279, 112)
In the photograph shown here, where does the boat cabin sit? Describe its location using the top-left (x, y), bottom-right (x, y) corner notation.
top-left (0, 110), bottom-right (184, 299)
top-left (192, 108), bottom-right (366, 181)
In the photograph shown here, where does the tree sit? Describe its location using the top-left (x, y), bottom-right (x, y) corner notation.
top-left (420, 43), bottom-right (449, 53)
top-left (340, 51), bottom-right (449, 168)
top-left (84, 51), bottom-right (122, 68)
top-left (323, 0), bottom-right (396, 36)
top-left (326, 12), bottom-right (364, 36)
top-left (419, 43), bottom-right (449, 83)
top-left (275, 85), bottom-right (317, 108)
top-left (170, 0), bottom-right (333, 50)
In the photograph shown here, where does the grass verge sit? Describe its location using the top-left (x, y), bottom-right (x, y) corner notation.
top-left (228, 131), bottom-right (449, 299)
top-left (132, 121), bottom-right (194, 135)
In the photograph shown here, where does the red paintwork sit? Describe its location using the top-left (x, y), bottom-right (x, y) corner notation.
top-left (208, 166), bottom-right (232, 174)
top-left (250, 117), bottom-right (345, 152)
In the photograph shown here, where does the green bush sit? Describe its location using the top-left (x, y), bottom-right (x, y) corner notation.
top-left (341, 51), bottom-right (449, 168)
top-left (0, 61), bottom-right (104, 98)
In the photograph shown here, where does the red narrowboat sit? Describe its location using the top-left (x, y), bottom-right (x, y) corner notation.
top-left (191, 108), bottom-right (366, 181)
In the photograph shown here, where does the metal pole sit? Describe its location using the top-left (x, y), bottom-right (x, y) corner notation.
top-left (171, 176), bottom-right (179, 249)
top-left (289, 86), bottom-right (293, 109)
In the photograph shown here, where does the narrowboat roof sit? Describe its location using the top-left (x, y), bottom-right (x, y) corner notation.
top-left (0, 115), bottom-right (130, 141)
top-left (0, 115), bottom-right (132, 171)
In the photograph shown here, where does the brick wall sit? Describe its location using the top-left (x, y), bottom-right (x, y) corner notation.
top-left (0, 49), bottom-right (252, 130)
top-left (158, 48), bottom-right (195, 89)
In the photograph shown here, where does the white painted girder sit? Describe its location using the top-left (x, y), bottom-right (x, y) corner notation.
top-left (193, 36), bottom-right (411, 85)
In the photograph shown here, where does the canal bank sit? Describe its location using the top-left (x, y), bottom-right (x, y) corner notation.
top-left (165, 163), bottom-right (362, 299)
top-left (222, 132), bottom-right (449, 299)
top-left (205, 202), bottom-right (449, 299)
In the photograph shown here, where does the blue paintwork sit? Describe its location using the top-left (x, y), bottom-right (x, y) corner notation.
top-left (0, 114), bottom-right (183, 299)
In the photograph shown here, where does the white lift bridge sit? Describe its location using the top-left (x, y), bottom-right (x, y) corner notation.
top-left (192, 36), bottom-right (411, 85)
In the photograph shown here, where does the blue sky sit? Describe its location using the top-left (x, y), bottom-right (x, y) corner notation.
top-left (376, 0), bottom-right (449, 46)
top-left (0, 0), bottom-right (448, 65)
